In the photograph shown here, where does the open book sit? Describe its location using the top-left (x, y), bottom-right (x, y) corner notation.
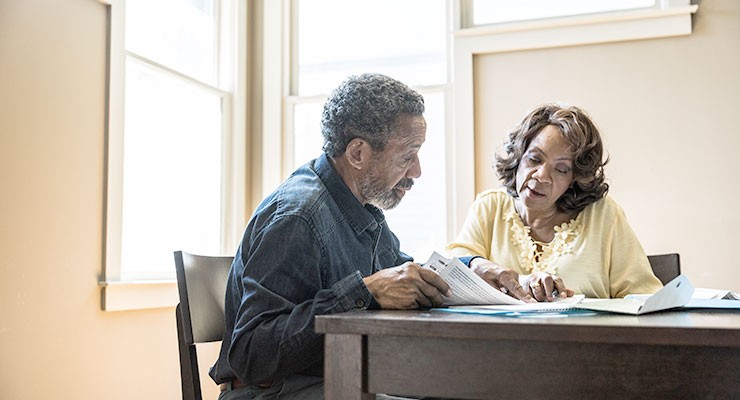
top-left (574, 275), bottom-right (694, 315)
top-left (422, 252), bottom-right (583, 309)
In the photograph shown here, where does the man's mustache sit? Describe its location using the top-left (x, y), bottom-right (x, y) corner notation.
top-left (394, 179), bottom-right (414, 190)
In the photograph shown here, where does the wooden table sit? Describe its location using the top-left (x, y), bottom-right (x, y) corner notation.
top-left (315, 309), bottom-right (740, 400)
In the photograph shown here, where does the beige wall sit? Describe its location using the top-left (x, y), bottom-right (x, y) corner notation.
top-left (473, 0), bottom-right (740, 289)
top-left (0, 0), bottom-right (218, 398)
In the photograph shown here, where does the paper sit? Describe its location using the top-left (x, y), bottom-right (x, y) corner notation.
top-left (625, 284), bottom-right (740, 309)
top-left (683, 298), bottom-right (740, 309)
top-left (422, 251), bottom-right (583, 309)
top-left (575, 275), bottom-right (694, 315)
top-left (422, 252), bottom-right (523, 306)
top-left (691, 288), bottom-right (740, 300)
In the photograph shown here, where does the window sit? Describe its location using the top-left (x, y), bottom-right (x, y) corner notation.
top-left (468, 0), bottom-right (655, 26)
top-left (288, 0), bottom-right (450, 259)
top-left (101, 0), bottom-right (246, 310)
top-left (99, 0), bottom-right (698, 310)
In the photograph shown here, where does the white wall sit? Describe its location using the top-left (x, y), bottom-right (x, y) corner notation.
top-left (472, 0), bottom-right (740, 289)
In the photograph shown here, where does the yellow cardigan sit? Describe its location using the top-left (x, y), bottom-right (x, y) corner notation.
top-left (446, 188), bottom-right (663, 298)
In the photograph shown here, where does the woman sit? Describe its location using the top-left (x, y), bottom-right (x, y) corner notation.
top-left (447, 103), bottom-right (662, 299)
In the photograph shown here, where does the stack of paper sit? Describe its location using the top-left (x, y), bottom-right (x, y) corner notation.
top-left (423, 252), bottom-right (586, 315)
top-left (422, 252), bottom-right (524, 306)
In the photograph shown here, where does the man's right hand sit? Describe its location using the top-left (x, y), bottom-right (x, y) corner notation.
top-left (363, 262), bottom-right (452, 309)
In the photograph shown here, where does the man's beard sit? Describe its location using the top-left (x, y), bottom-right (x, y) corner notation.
top-left (359, 167), bottom-right (414, 210)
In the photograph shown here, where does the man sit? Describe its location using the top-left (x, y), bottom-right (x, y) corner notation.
top-left (211, 73), bottom-right (534, 399)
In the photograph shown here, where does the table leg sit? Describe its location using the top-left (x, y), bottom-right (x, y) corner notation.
top-left (324, 333), bottom-right (374, 400)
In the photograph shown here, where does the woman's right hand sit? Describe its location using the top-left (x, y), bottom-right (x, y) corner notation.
top-left (469, 258), bottom-right (536, 303)
top-left (522, 271), bottom-right (575, 302)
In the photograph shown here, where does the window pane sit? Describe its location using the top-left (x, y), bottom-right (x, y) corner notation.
top-left (384, 91), bottom-right (446, 259)
top-left (121, 57), bottom-right (222, 280)
top-left (291, 91), bottom-right (447, 259)
top-left (472, 0), bottom-right (655, 26)
top-left (293, 101), bottom-right (325, 168)
top-left (126, 0), bottom-right (216, 83)
top-left (297, 0), bottom-right (447, 96)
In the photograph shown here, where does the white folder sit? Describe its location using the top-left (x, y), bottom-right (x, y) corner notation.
top-left (575, 275), bottom-right (694, 315)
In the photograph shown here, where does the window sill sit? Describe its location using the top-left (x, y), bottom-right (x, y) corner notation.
top-left (99, 280), bottom-right (178, 311)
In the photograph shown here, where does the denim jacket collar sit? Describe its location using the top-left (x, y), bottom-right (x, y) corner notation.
top-left (314, 153), bottom-right (385, 236)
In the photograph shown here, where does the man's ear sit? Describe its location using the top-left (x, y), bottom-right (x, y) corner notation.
top-left (346, 138), bottom-right (372, 170)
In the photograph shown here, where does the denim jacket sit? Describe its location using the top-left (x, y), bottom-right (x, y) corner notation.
top-left (210, 153), bottom-right (412, 386)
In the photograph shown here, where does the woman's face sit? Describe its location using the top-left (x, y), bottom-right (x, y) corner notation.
top-left (515, 125), bottom-right (575, 214)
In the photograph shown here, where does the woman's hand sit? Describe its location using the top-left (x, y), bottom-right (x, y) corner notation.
top-left (522, 271), bottom-right (575, 302)
top-left (470, 258), bottom-right (536, 303)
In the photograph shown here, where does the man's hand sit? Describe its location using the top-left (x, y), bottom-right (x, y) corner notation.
top-left (469, 258), bottom-right (536, 303)
top-left (363, 262), bottom-right (452, 309)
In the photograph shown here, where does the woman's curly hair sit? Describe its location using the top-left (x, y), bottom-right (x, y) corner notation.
top-left (495, 103), bottom-right (609, 214)
top-left (321, 73), bottom-right (425, 157)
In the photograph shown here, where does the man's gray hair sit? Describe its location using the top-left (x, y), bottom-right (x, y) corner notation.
top-left (321, 73), bottom-right (425, 157)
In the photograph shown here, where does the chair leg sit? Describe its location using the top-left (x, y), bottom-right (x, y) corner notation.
top-left (177, 304), bottom-right (202, 400)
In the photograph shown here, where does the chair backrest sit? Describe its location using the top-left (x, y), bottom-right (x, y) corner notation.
top-left (174, 250), bottom-right (233, 400)
top-left (647, 253), bottom-right (681, 285)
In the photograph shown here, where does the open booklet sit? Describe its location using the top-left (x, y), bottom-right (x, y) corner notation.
top-left (574, 275), bottom-right (694, 315)
top-left (421, 252), bottom-right (584, 310)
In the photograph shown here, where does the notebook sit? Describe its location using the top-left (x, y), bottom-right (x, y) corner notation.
top-left (433, 294), bottom-right (586, 317)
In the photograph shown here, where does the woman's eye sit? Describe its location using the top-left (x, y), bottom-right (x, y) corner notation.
top-left (556, 167), bottom-right (570, 174)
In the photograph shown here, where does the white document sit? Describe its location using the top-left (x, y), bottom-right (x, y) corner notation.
top-left (627, 286), bottom-right (740, 309)
top-left (691, 288), bottom-right (740, 300)
top-left (575, 275), bottom-right (694, 315)
top-left (422, 251), bottom-right (524, 305)
top-left (684, 287), bottom-right (740, 308)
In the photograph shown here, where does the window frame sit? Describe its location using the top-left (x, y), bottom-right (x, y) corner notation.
top-left (99, 0), bottom-right (248, 311)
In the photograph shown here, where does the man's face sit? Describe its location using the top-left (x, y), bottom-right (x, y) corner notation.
top-left (359, 115), bottom-right (426, 210)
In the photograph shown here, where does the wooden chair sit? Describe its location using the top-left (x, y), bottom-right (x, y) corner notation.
top-left (647, 253), bottom-right (681, 285)
top-left (174, 251), bottom-right (233, 400)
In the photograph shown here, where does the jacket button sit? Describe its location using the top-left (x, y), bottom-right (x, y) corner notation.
top-left (355, 299), bottom-right (365, 308)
